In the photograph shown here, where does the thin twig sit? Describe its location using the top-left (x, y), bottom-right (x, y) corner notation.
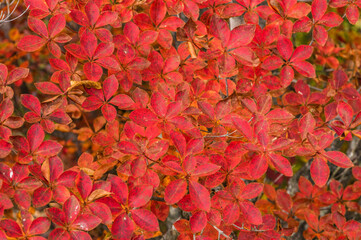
top-left (0, 0), bottom-right (29, 24)
top-left (150, 196), bottom-right (165, 202)
top-left (210, 224), bottom-right (231, 239)
top-left (233, 224), bottom-right (266, 232)
top-left (204, 130), bottom-right (237, 138)
top-left (225, 78), bottom-right (229, 97)
top-left (291, 79), bottom-right (323, 91)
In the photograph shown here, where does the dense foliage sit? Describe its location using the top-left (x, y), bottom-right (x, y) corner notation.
top-left (1, 0), bottom-right (361, 239)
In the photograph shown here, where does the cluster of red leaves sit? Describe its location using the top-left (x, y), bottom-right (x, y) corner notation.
top-left (1, 0), bottom-right (361, 239)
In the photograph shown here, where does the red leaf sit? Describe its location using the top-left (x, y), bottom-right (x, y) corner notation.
top-left (18, 177), bottom-right (41, 191)
top-left (110, 94), bottom-right (134, 109)
top-left (94, 43), bottom-right (114, 59)
top-left (346, 4), bottom-right (359, 25)
top-left (232, 116), bottom-right (253, 140)
top-left (266, 109), bottom-right (294, 123)
top-left (82, 96), bottom-right (103, 111)
top-left (64, 44), bottom-right (87, 60)
top-left (72, 214), bottom-right (101, 231)
top-left (313, 25), bottom-right (328, 46)
top-left (192, 163), bottom-right (221, 177)
top-left (150, 0), bottom-right (166, 26)
top-left (0, 162), bottom-right (12, 183)
top-left (0, 98), bottom-right (13, 123)
top-left (101, 104), bottom-right (117, 122)
top-left (158, 33), bottom-right (174, 49)
top-left (112, 213), bottom-right (135, 240)
top-left (83, 62), bottom-right (102, 81)
top-left (103, 75), bottom-right (118, 101)
top-left (305, 211), bottom-right (319, 231)
top-left (299, 112), bottom-right (316, 139)
top-left (190, 211), bottom-right (207, 233)
top-left (320, 12), bottom-right (343, 27)
top-left (134, 13), bottom-right (153, 30)
top-left (123, 22), bottom-right (139, 44)
top-left (0, 140), bottom-right (12, 158)
top-left (131, 209), bottom-right (159, 232)
top-left (228, 24), bottom-right (256, 49)
top-left (70, 231), bottom-right (92, 240)
top-left (28, 123), bottom-right (44, 152)
top-left (129, 108), bottom-right (158, 127)
top-left (223, 202), bottom-right (240, 225)
top-left (46, 208), bottom-right (66, 226)
top-left (96, 11), bottom-right (118, 28)
top-left (337, 101), bottom-right (353, 127)
top-left (159, 16), bottom-right (184, 31)
top-left (28, 217), bottom-right (51, 235)
top-left (145, 139), bottom-right (169, 160)
top-left (0, 193), bottom-right (13, 209)
top-left (262, 56), bottom-right (283, 70)
top-left (128, 185), bottom-right (153, 208)
top-left (332, 69), bottom-right (348, 89)
top-left (18, 35), bottom-right (46, 52)
top-left (151, 92), bottom-right (167, 117)
top-left (35, 82), bottom-right (62, 95)
top-left (323, 151), bottom-right (354, 168)
top-left (163, 56), bottom-right (180, 74)
top-left (49, 228), bottom-right (71, 240)
top-left (189, 180), bottom-right (211, 212)
top-left (164, 179), bottom-right (187, 205)
top-left (277, 35), bottom-right (293, 60)
top-left (21, 94), bottom-right (41, 116)
top-left (88, 202), bottom-right (112, 225)
top-left (209, 15), bottom-right (230, 46)
top-left (24, 0), bottom-right (48, 12)
top-left (63, 196), bottom-right (80, 224)
top-left (15, 192), bottom-right (30, 210)
top-left (249, 154), bottom-right (268, 179)
top-left (85, 0), bottom-right (99, 26)
top-left (276, 190), bottom-right (293, 212)
top-left (291, 45), bottom-right (313, 62)
top-left (7, 67), bottom-right (29, 84)
top-left (291, 61), bottom-right (316, 78)
top-left (170, 130), bottom-right (186, 156)
top-left (138, 30), bottom-right (158, 46)
top-left (128, 57), bottom-right (150, 70)
top-left (37, 140), bottom-right (63, 156)
top-left (70, 10), bottom-right (88, 26)
top-left (280, 65), bottom-right (294, 87)
top-left (53, 185), bottom-right (71, 204)
top-left (76, 171), bottom-right (92, 200)
top-left (310, 156), bottom-right (330, 187)
top-left (33, 186), bottom-right (52, 207)
top-left (268, 153), bottom-right (293, 177)
top-left (0, 219), bottom-right (22, 238)
top-left (352, 166), bottom-right (361, 180)
top-left (48, 109), bottom-right (72, 125)
top-left (48, 14), bottom-right (66, 38)
top-left (183, 155), bottom-right (197, 174)
top-left (239, 201), bottom-right (262, 225)
top-left (186, 138), bottom-right (204, 156)
top-left (312, 0), bottom-right (327, 21)
top-left (239, 183), bottom-right (264, 200)
top-left (0, 63), bottom-right (7, 82)
top-left (230, 47), bottom-right (259, 66)
top-left (81, 29), bottom-right (97, 58)
top-left (108, 174), bottom-right (128, 204)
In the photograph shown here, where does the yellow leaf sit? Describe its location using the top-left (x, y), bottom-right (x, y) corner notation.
top-left (68, 80), bottom-right (102, 92)
top-left (9, 29), bottom-right (20, 41)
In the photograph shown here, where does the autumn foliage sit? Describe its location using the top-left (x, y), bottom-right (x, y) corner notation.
top-left (1, 0), bottom-right (361, 239)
